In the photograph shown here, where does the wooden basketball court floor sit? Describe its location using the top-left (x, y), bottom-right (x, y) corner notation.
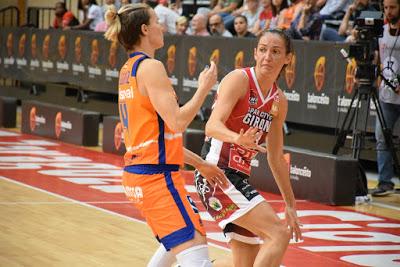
top-left (0, 128), bottom-right (399, 267)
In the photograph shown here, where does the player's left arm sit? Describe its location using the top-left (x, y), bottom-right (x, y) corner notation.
top-left (266, 90), bottom-right (302, 241)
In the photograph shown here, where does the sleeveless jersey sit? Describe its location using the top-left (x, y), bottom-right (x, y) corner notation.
top-left (118, 51), bottom-right (184, 167)
top-left (203, 67), bottom-right (280, 176)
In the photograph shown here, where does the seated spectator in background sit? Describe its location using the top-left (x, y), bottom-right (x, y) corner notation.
top-left (209, 0), bottom-right (243, 32)
top-left (170, 0), bottom-right (183, 15)
top-left (95, 4), bottom-right (116, 32)
top-left (190, 13), bottom-right (210, 36)
top-left (175, 15), bottom-right (189, 35)
top-left (288, 0), bottom-right (322, 40)
top-left (277, 0), bottom-right (304, 29)
top-left (232, 0), bottom-right (262, 32)
top-left (320, 0), bottom-right (376, 41)
top-left (155, 0), bottom-right (179, 33)
top-left (317, 0), bottom-right (351, 20)
top-left (234, 15), bottom-right (256, 37)
top-left (252, 0), bottom-right (273, 35)
top-left (68, 0), bottom-right (103, 30)
top-left (53, 1), bottom-right (79, 29)
top-left (209, 14), bottom-right (234, 36)
top-left (269, 0), bottom-right (289, 29)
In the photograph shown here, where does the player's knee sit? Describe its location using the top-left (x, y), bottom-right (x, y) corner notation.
top-left (175, 244), bottom-right (212, 267)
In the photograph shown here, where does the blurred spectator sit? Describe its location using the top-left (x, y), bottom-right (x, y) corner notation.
top-left (287, 0), bottom-right (322, 40)
top-left (320, 0), bottom-right (376, 41)
top-left (190, 14), bottom-right (210, 36)
top-left (317, 0), bottom-right (352, 20)
top-left (102, 0), bottom-right (116, 16)
top-left (372, 0), bottom-right (400, 197)
top-left (170, 0), bottom-right (183, 15)
top-left (269, 0), bottom-right (289, 29)
top-left (68, 0), bottom-right (103, 30)
top-left (237, 0), bottom-right (263, 31)
top-left (234, 15), bottom-right (256, 37)
top-left (53, 1), bottom-right (79, 29)
top-left (175, 16), bottom-right (189, 35)
top-left (95, 4), bottom-right (116, 32)
top-left (209, 0), bottom-right (243, 31)
top-left (121, 0), bottom-right (131, 5)
top-left (277, 0), bottom-right (304, 29)
top-left (209, 14), bottom-right (234, 36)
top-left (155, 0), bottom-right (179, 33)
top-left (253, 0), bottom-right (273, 35)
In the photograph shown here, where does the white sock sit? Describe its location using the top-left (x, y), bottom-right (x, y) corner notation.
top-left (147, 245), bottom-right (176, 267)
top-left (175, 245), bottom-right (212, 267)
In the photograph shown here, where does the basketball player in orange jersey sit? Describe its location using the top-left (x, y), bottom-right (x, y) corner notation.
top-left (105, 4), bottom-right (229, 267)
top-left (195, 29), bottom-right (302, 267)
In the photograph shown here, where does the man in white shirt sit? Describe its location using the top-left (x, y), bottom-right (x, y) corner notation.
top-left (154, 0), bottom-right (179, 34)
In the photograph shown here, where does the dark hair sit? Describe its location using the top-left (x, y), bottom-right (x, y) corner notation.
top-left (257, 29), bottom-right (292, 54)
top-left (271, 0), bottom-right (289, 17)
top-left (104, 4), bottom-right (151, 51)
top-left (56, 1), bottom-right (67, 10)
top-left (234, 15), bottom-right (248, 24)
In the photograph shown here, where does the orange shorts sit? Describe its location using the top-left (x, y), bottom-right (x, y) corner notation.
top-left (122, 164), bottom-right (205, 250)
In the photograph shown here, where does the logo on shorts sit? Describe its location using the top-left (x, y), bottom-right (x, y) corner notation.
top-left (208, 197), bottom-right (222, 211)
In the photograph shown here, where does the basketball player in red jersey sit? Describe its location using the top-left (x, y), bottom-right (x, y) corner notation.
top-left (196, 29), bottom-right (302, 267)
top-left (105, 4), bottom-right (228, 267)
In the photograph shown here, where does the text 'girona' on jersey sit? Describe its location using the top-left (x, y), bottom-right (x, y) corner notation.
top-left (204, 67), bottom-right (280, 176)
top-left (118, 52), bottom-right (184, 167)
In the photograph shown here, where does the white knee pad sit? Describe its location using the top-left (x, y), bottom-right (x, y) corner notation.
top-left (175, 245), bottom-right (212, 267)
top-left (147, 245), bottom-right (175, 267)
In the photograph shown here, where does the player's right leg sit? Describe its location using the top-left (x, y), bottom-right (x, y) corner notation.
top-left (233, 201), bottom-right (291, 267)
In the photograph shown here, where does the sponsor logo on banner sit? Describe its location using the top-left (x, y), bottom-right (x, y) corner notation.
top-left (29, 106), bottom-right (46, 132)
top-left (88, 39), bottom-right (102, 78)
top-left (58, 35), bottom-right (67, 61)
top-left (105, 41), bottom-right (119, 81)
top-left (54, 112), bottom-right (73, 139)
top-left (337, 59), bottom-right (358, 113)
top-left (41, 34), bottom-right (54, 71)
top-left (4, 33), bottom-right (15, 67)
top-left (188, 46), bottom-right (197, 77)
top-left (314, 56), bottom-right (326, 91)
top-left (285, 54), bottom-right (296, 89)
top-left (74, 36), bottom-right (82, 64)
top-left (234, 51), bottom-right (244, 69)
top-left (283, 54), bottom-right (300, 103)
top-left (7, 32), bottom-right (13, 57)
top-left (210, 49), bottom-right (220, 66)
top-left (30, 34), bottom-right (39, 69)
top-left (16, 33), bottom-right (27, 68)
top-left (167, 45), bottom-right (176, 74)
top-left (283, 153), bottom-right (312, 180)
top-left (307, 56), bottom-right (329, 110)
top-left (166, 44), bottom-right (178, 86)
top-left (114, 122), bottom-right (123, 150)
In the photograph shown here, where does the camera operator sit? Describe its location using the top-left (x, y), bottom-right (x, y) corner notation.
top-left (372, 0), bottom-right (400, 197)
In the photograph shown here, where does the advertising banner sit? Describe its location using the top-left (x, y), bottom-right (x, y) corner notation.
top-left (21, 100), bottom-right (100, 146)
top-left (102, 115), bottom-right (125, 155)
top-left (250, 147), bottom-right (358, 205)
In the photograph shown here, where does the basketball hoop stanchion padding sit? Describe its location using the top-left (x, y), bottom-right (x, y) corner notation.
top-left (0, 96), bottom-right (17, 128)
top-left (250, 146), bottom-right (358, 205)
top-left (21, 100), bottom-right (100, 146)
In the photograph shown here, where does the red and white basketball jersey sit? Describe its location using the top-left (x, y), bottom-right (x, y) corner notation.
top-left (203, 67), bottom-right (280, 176)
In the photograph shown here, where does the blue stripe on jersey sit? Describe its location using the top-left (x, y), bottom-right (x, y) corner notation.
top-left (131, 55), bottom-right (148, 77)
top-left (124, 164), bottom-right (179, 174)
top-left (159, 171), bottom-right (195, 250)
top-left (157, 114), bottom-right (166, 164)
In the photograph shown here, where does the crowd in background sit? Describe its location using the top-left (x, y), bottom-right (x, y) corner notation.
top-left (53, 0), bottom-right (382, 41)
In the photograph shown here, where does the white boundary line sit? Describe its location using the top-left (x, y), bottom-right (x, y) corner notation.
top-left (0, 175), bottom-right (230, 252)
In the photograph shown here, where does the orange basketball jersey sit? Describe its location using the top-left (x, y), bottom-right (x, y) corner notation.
top-left (118, 52), bottom-right (184, 167)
